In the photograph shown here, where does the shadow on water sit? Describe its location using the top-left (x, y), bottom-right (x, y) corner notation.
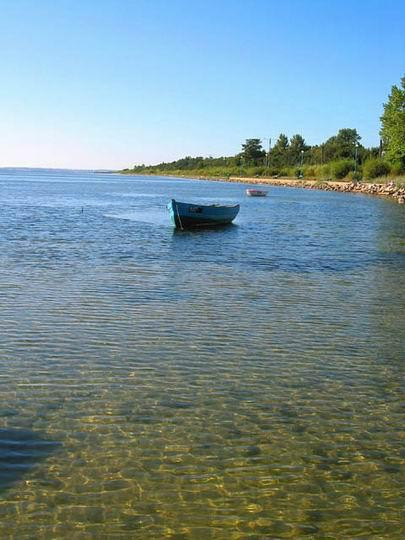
top-left (0, 428), bottom-right (60, 494)
top-left (171, 222), bottom-right (238, 236)
top-left (170, 224), bottom-right (239, 258)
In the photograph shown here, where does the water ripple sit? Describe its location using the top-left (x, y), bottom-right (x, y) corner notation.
top-left (0, 170), bottom-right (404, 538)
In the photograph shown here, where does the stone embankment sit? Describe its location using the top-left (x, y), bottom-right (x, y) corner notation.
top-left (228, 177), bottom-right (405, 204)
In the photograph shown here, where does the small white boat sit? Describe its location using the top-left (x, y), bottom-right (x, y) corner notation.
top-left (246, 189), bottom-right (268, 197)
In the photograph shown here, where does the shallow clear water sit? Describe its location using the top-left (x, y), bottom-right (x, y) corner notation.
top-left (0, 169), bottom-right (404, 538)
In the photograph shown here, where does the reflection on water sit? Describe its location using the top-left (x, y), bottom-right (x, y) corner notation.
top-left (0, 169), bottom-right (404, 538)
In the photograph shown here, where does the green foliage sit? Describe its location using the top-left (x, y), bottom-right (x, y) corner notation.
top-left (274, 134), bottom-right (289, 150)
top-left (380, 76), bottom-right (405, 170)
top-left (122, 85), bottom-right (405, 182)
top-left (346, 170), bottom-right (363, 182)
top-left (269, 134), bottom-right (289, 167)
top-left (244, 166), bottom-right (255, 177)
top-left (330, 160), bottom-right (355, 180)
top-left (319, 163), bottom-right (331, 178)
top-left (362, 158), bottom-right (391, 179)
top-left (289, 134), bottom-right (308, 165)
top-left (389, 162), bottom-right (404, 176)
top-left (323, 129), bottom-right (362, 161)
top-left (241, 139), bottom-right (265, 165)
top-left (266, 166), bottom-right (281, 176)
top-left (303, 166), bottom-right (317, 177)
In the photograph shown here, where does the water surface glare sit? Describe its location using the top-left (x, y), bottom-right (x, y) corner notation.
top-left (0, 169), bottom-right (404, 538)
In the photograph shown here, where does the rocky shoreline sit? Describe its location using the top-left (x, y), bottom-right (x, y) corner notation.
top-left (227, 176), bottom-right (405, 204)
top-left (123, 172), bottom-right (405, 204)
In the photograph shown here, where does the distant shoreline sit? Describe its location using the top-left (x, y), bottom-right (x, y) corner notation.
top-left (122, 172), bottom-right (405, 204)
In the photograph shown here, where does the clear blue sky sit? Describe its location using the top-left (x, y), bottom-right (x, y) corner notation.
top-left (0, 0), bottom-right (404, 169)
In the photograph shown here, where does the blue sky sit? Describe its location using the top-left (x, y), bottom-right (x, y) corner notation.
top-left (0, 0), bottom-right (404, 169)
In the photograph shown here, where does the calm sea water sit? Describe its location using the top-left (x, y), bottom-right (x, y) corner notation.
top-left (0, 168), bottom-right (404, 538)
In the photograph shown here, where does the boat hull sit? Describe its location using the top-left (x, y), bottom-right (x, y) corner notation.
top-left (167, 199), bottom-right (239, 229)
top-left (246, 189), bottom-right (267, 197)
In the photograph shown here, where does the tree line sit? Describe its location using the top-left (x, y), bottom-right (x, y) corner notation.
top-left (123, 76), bottom-right (404, 181)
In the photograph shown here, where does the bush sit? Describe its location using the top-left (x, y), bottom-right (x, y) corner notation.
top-left (346, 170), bottom-right (363, 182)
top-left (303, 166), bottom-right (317, 178)
top-left (245, 166), bottom-right (257, 177)
top-left (330, 160), bottom-right (355, 180)
top-left (363, 159), bottom-right (391, 179)
top-left (319, 163), bottom-right (331, 178)
top-left (387, 161), bottom-right (403, 176)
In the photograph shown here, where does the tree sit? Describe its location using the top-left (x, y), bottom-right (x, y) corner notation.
top-left (241, 139), bottom-right (265, 165)
top-left (307, 144), bottom-right (324, 164)
top-left (380, 76), bottom-right (405, 169)
top-left (288, 134), bottom-right (308, 165)
top-left (323, 128), bottom-right (361, 161)
top-left (269, 133), bottom-right (289, 168)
